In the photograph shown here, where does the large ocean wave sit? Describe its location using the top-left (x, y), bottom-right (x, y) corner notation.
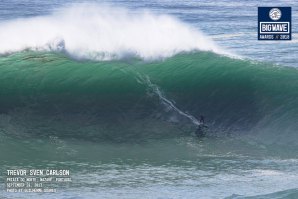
top-left (0, 51), bottom-right (297, 152)
top-left (0, 4), bottom-right (297, 161)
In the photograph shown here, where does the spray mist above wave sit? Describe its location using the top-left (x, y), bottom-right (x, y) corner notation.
top-left (0, 4), bottom-right (228, 60)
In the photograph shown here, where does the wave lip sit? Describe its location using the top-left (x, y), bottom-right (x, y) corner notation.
top-left (0, 3), bottom-right (228, 60)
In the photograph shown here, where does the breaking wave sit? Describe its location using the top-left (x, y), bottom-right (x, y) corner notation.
top-left (0, 4), bottom-right (227, 60)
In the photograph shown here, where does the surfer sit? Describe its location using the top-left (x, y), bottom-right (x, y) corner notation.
top-left (199, 115), bottom-right (204, 124)
top-left (195, 115), bottom-right (207, 138)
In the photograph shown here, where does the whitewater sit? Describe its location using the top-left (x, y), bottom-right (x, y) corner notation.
top-left (0, 1), bottom-right (298, 199)
top-left (0, 4), bottom-right (228, 60)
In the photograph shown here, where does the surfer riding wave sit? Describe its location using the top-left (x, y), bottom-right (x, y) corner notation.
top-left (195, 115), bottom-right (208, 138)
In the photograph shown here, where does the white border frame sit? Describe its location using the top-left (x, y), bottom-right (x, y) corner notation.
top-left (259, 22), bottom-right (290, 34)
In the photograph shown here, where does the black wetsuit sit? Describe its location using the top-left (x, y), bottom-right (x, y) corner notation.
top-left (199, 116), bottom-right (204, 124)
top-left (195, 116), bottom-right (207, 137)
top-left (195, 125), bottom-right (205, 137)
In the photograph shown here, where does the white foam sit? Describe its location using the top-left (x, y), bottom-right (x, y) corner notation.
top-left (0, 3), bottom-right (227, 60)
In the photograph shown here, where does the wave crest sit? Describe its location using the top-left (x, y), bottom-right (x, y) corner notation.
top-left (0, 4), bottom-right (226, 60)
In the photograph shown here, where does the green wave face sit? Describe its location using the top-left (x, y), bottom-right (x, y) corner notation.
top-left (0, 52), bottom-right (297, 146)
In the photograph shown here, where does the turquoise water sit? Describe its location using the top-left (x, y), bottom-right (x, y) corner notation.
top-left (0, 1), bottom-right (298, 199)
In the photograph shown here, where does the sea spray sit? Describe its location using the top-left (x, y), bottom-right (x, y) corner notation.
top-left (0, 4), bottom-right (227, 60)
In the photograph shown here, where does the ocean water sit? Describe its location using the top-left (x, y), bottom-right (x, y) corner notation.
top-left (0, 1), bottom-right (298, 199)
